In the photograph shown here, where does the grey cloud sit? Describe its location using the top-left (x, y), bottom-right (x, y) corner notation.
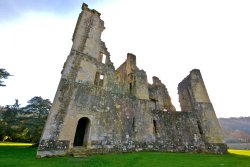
top-left (0, 0), bottom-right (98, 21)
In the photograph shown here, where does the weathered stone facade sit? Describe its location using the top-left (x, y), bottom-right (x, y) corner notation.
top-left (37, 3), bottom-right (227, 158)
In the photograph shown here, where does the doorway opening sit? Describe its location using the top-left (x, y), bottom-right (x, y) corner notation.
top-left (73, 117), bottom-right (90, 147)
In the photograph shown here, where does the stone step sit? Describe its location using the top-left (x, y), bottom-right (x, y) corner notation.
top-left (71, 147), bottom-right (87, 153)
top-left (72, 152), bottom-right (88, 158)
top-left (70, 146), bottom-right (89, 157)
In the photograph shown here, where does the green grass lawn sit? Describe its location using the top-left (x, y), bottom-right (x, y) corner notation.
top-left (0, 146), bottom-right (250, 167)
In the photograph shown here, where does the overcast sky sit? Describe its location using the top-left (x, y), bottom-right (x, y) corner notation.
top-left (0, 0), bottom-right (249, 118)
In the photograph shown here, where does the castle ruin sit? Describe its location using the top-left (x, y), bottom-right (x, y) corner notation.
top-left (37, 3), bottom-right (227, 157)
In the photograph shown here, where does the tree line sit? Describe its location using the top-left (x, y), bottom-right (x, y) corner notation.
top-left (0, 97), bottom-right (51, 143)
top-left (0, 68), bottom-right (51, 143)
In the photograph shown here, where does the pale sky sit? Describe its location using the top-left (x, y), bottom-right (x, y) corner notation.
top-left (0, 0), bottom-right (250, 118)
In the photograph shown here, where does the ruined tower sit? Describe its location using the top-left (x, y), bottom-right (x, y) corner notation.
top-left (178, 69), bottom-right (224, 143)
top-left (37, 3), bottom-right (227, 158)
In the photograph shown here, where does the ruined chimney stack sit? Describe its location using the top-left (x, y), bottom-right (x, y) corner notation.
top-left (152, 76), bottom-right (162, 85)
top-left (81, 3), bottom-right (88, 10)
top-left (126, 53), bottom-right (137, 74)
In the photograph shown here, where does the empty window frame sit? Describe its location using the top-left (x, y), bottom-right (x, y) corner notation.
top-left (99, 52), bottom-right (106, 64)
top-left (94, 72), bottom-right (104, 86)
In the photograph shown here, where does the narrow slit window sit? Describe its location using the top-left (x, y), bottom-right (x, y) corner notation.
top-left (129, 82), bottom-right (132, 94)
top-left (197, 121), bottom-right (203, 135)
top-left (132, 117), bottom-right (135, 132)
top-left (153, 120), bottom-right (157, 135)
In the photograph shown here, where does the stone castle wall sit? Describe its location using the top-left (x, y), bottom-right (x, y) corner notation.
top-left (37, 3), bottom-right (227, 158)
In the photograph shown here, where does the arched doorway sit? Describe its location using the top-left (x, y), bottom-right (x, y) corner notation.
top-left (73, 117), bottom-right (90, 147)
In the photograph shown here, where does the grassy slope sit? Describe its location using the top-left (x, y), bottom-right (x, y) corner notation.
top-left (0, 147), bottom-right (250, 167)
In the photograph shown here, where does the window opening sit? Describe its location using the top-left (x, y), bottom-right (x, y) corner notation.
top-left (100, 74), bottom-right (104, 80)
top-left (128, 73), bottom-right (134, 94)
top-left (98, 52), bottom-right (106, 64)
top-left (153, 120), bottom-right (157, 135)
top-left (129, 83), bottom-right (133, 94)
top-left (95, 72), bottom-right (104, 86)
top-left (197, 121), bottom-right (203, 135)
top-left (99, 74), bottom-right (104, 86)
top-left (150, 99), bottom-right (158, 110)
top-left (102, 54), bottom-right (106, 64)
top-left (132, 117), bottom-right (135, 132)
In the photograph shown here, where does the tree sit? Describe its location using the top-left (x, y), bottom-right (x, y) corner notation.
top-left (22, 96), bottom-right (52, 117)
top-left (0, 68), bottom-right (11, 87)
top-left (0, 97), bottom-right (52, 143)
top-left (20, 96), bottom-right (52, 142)
top-left (3, 99), bottom-right (20, 120)
top-left (0, 100), bottom-right (21, 141)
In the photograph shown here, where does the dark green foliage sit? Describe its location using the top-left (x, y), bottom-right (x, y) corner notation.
top-left (0, 68), bottom-right (11, 86)
top-left (0, 147), bottom-right (250, 167)
top-left (0, 97), bottom-right (51, 143)
top-left (0, 100), bottom-right (21, 141)
top-left (22, 96), bottom-right (52, 117)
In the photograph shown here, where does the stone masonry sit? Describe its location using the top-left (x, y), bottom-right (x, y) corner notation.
top-left (37, 3), bottom-right (227, 157)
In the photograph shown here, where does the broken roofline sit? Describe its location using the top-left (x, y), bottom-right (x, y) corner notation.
top-left (37, 3), bottom-right (226, 158)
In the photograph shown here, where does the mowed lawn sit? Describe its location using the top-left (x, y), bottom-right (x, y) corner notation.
top-left (0, 146), bottom-right (250, 167)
